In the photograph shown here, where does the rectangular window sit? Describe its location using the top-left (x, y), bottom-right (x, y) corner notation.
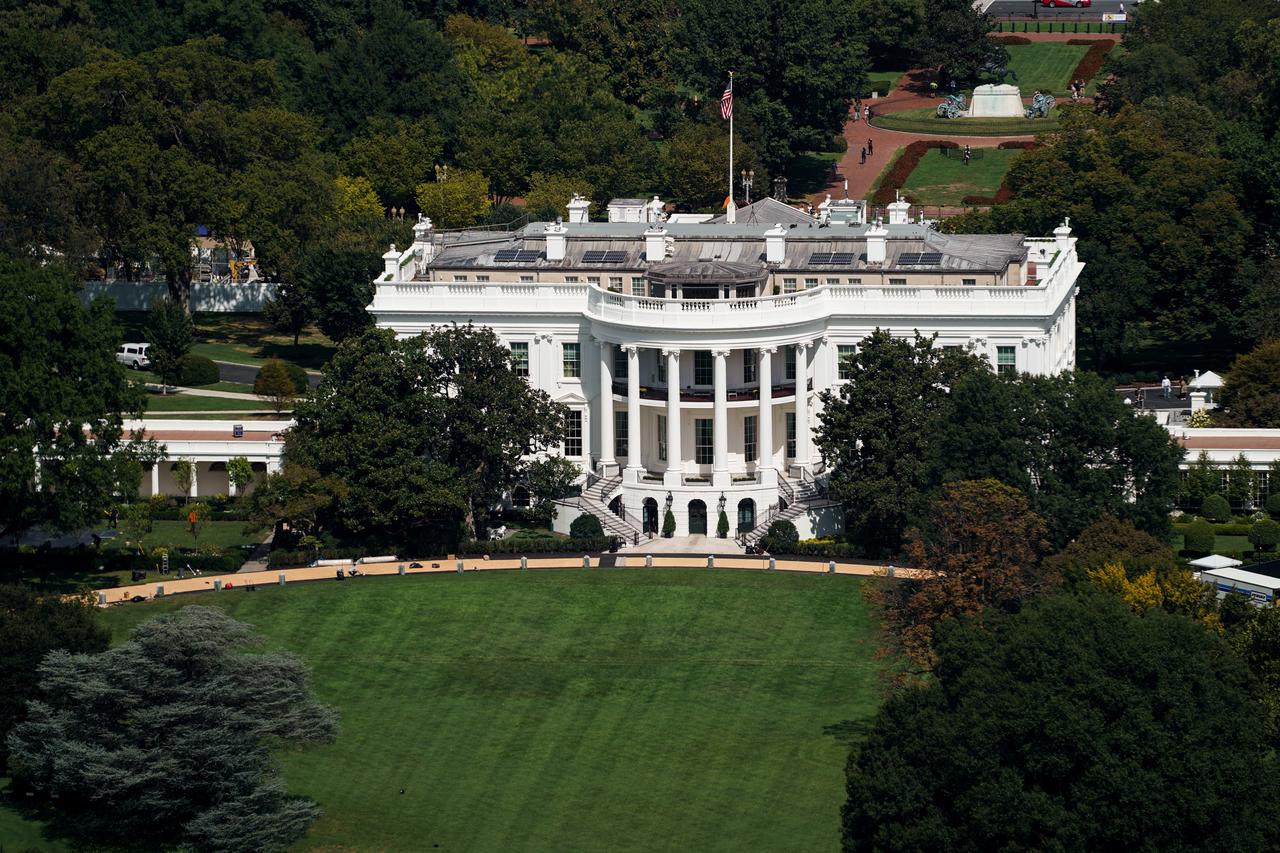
top-left (744, 415), bottom-right (757, 463)
top-left (476, 275), bottom-right (490, 282)
top-left (609, 276), bottom-right (623, 291)
top-left (786, 412), bottom-right (796, 458)
top-left (564, 410), bottom-right (582, 457)
top-left (996, 345), bottom-right (1017, 377)
top-left (694, 350), bottom-right (713, 385)
top-left (848, 277), bottom-right (862, 284)
top-left (826, 277), bottom-right (840, 286)
top-left (783, 277), bottom-right (797, 293)
top-left (631, 276), bottom-right (646, 295)
top-left (962, 278), bottom-right (976, 286)
top-left (888, 277), bottom-right (907, 285)
top-left (562, 342), bottom-right (581, 378)
top-left (587, 276), bottom-right (600, 287)
top-left (658, 415), bottom-right (667, 462)
top-left (519, 274), bottom-right (534, 283)
top-left (510, 342), bottom-right (529, 378)
top-left (453, 275), bottom-right (468, 282)
top-left (743, 349), bottom-right (756, 384)
top-left (657, 357), bottom-right (667, 384)
top-left (614, 346), bottom-right (628, 380)
top-left (785, 346), bottom-right (797, 381)
top-left (565, 276), bottom-right (580, 283)
top-left (615, 416), bottom-right (628, 459)
top-left (695, 419), bottom-right (714, 465)
top-left (837, 345), bottom-right (857, 380)
top-left (804, 277), bottom-right (818, 290)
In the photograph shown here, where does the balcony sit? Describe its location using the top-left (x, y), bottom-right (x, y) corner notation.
top-left (612, 380), bottom-right (811, 402)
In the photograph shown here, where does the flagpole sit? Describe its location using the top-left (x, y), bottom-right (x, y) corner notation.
top-left (728, 70), bottom-right (735, 218)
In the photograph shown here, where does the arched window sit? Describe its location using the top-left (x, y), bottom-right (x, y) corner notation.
top-left (737, 498), bottom-right (756, 533)
top-left (512, 485), bottom-right (530, 508)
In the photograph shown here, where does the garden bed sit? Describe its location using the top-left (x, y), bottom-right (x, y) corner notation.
top-left (871, 106), bottom-right (1061, 136)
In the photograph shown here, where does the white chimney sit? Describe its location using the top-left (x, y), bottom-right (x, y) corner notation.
top-left (545, 220), bottom-right (567, 262)
top-left (887, 191), bottom-right (910, 225)
top-left (866, 220), bottom-right (888, 265)
top-left (1054, 217), bottom-right (1072, 253)
top-left (645, 225), bottom-right (667, 263)
top-left (1190, 391), bottom-right (1207, 413)
top-left (382, 243), bottom-right (401, 280)
top-left (646, 195), bottom-right (666, 223)
top-left (764, 224), bottom-right (786, 264)
top-left (567, 193), bottom-right (590, 224)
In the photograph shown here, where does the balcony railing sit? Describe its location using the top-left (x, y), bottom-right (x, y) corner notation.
top-left (611, 380), bottom-right (811, 402)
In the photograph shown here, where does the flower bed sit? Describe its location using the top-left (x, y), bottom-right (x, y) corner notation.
top-left (1067, 39), bottom-right (1115, 86)
top-left (872, 140), bottom-right (958, 205)
top-left (993, 35), bottom-right (1031, 45)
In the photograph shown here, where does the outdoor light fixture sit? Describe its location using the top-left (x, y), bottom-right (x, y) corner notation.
top-left (665, 491), bottom-right (673, 508)
top-left (740, 169), bottom-right (755, 205)
top-left (718, 492), bottom-right (726, 512)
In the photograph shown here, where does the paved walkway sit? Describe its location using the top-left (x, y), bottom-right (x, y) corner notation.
top-left (96, 555), bottom-right (922, 605)
top-left (146, 384), bottom-right (259, 400)
top-left (638, 534), bottom-right (747, 555)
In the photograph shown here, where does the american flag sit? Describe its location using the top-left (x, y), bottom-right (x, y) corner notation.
top-left (720, 79), bottom-right (733, 120)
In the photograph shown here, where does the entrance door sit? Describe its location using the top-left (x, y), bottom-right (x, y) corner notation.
top-left (688, 499), bottom-right (708, 535)
top-left (737, 498), bottom-right (756, 533)
top-left (643, 498), bottom-right (659, 534)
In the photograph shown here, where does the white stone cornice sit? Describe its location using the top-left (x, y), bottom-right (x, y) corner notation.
top-left (661, 348), bottom-right (681, 358)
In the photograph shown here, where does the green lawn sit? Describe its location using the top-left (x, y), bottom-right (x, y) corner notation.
top-left (124, 519), bottom-right (261, 552)
top-left (119, 312), bottom-right (335, 370)
top-left (67, 571), bottom-right (883, 852)
top-left (144, 392), bottom-right (278, 413)
top-left (1001, 43), bottom-right (1091, 95)
top-left (864, 70), bottom-right (904, 97)
top-left (872, 105), bottom-right (1061, 136)
top-left (900, 148), bottom-right (1019, 206)
top-left (1170, 534), bottom-right (1253, 555)
top-left (127, 368), bottom-right (253, 395)
top-left (790, 150), bottom-right (843, 196)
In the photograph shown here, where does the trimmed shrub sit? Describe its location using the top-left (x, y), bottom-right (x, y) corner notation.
top-left (993, 35), bottom-right (1031, 45)
top-left (1183, 520), bottom-right (1216, 555)
top-left (284, 361), bottom-right (310, 394)
top-left (1067, 39), bottom-right (1115, 86)
top-left (717, 510), bottom-right (730, 538)
top-left (790, 540), bottom-right (855, 557)
top-left (1267, 493), bottom-right (1280, 518)
top-left (997, 140), bottom-right (1040, 150)
top-left (761, 519), bottom-right (800, 553)
top-left (662, 509), bottom-right (676, 538)
top-left (457, 535), bottom-right (614, 555)
top-left (1250, 519), bottom-right (1280, 552)
top-left (178, 354), bottom-right (220, 386)
top-left (872, 140), bottom-right (959, 205)
top-left (1201, 494), bottom-right (1232, 523)
top-left (570, 513), bottom-right (605, 539)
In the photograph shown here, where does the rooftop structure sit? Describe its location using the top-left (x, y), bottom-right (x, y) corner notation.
top-left (368, 195), bottom-right (1083, 543)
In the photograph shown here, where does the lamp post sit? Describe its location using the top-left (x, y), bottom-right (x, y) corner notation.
top-left (718, 492), bottom-right (727, 513)
top-left (665, 491), bottom-right (673, 510)
top-left (740, 170), bottom-right (755, 205)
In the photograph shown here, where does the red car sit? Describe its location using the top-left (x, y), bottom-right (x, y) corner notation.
top-left (1041, 0), bottom-right (1091, 5)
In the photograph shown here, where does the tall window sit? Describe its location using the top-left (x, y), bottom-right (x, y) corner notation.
top-left (996, 346), bottom-right (1017, 377)
top-left (785, 347), bottom-right (797, 381)
top-left (804, 277), bottom-right (818, 289)
top-left (562, 342), bottom-right (581, 378)
top-left (510, 342), bottom-right (529, 378)
top-left (614, 346), bottom-right (628, 379)
top-left (657, 415), bottom-right (667, 462)
top-left (783, 277), bottom-right (797, 293)
top-left (631, 276), bottom-right (646, 295)
top-left (695, 419), bottom-right (714, 464)
top-left (694, 350), bottom-right (713, 385)
top-left (837, 345), bottom-right (856, 381)
top-left (615, 416), bottom-right (628, 458)
top-left (657, 357), bottom-right (667, 384)
top-left (785, 412), bottom-right (796, 458)
top-left (608, 276), bottom-right (623, 291)
top-left (743, 349), bottom-right (756, 384)
top-left (564, 410), bottom-right (582, 457)
top-left (744, 415), bottom-right (757, 463)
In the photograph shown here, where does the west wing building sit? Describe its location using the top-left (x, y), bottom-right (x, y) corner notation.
top-left (368, 195), bottom-right (1082, 541)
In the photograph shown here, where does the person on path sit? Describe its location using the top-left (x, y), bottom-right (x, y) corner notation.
top-left (863, 105), bottom-right (870, 122)
top-left (109, 508), bottom-right (119, 529)
top-left (1162, 376), bottom-right (1172, 399)
top-left (187, 508), bottom-right (198, 536)
top-left (867, 138), bottom-right (873, 155)
top-left (1179, 377), bottom-right (1188, 399)
top-left (853, 99), bottom-right (861, 121)
top-left (860, 147), bottom-right (867, 165)
top-left (1135, 386), bottom-right (1145, 409)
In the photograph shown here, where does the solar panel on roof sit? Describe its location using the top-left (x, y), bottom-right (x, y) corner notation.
top-left (808, 252), bottom-right (834, 265)
top-left (898, 252), bottom-right (942, 266)
top-left (582, 250), bottom-right (607, 263)
top-left (829, 252), bottom-right (855, 264)
top-left (603, 250), bottom-right (626, 263)
top-left (583, 250), bottom-right (627, 264)
top-left (514, 250), bottom-right (541, 262)
top-left (918, 252), bottom-right (942, 264)
top-left (808, 252), bottom-right (856, 266)
top-left (494, 249), bottom-right (519, 261)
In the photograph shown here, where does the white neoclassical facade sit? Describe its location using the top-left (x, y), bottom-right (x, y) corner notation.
top-left (368, 195), bottom-right (1083, 541)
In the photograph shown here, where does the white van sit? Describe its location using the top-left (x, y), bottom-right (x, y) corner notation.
top-left (116, 343), bottom-right (151, 369)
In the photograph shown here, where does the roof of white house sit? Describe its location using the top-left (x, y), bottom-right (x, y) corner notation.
top-left (1199, 566), bottom-right (1280, 590)
top-left (1188, 554), bottom-right (1244, 570)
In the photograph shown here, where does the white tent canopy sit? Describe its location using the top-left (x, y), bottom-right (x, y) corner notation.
top-left (1190, 370), bottom-right (1224, 389)
top-left (1188, 554), bottom-right (1244, 570)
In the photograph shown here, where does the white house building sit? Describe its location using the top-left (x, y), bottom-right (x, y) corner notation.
top-left (367, 195), bottom-right (1083, 542)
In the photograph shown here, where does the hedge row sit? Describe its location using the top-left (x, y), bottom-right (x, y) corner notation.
top-left (1067, 39), bottom-right (1115, 86)
top-left (998, 140), bottom-right (1039, 150)
top-left (775, 541), bottom-right (857, 558)
top-left (992, 35), bottom-right (1031, 45)
top-left (872, 140), bottom-right (958, 205)
top-left (457, 536), bottom-right (615, 555)
top-left (1173, 522), bottom-right (1258, 537)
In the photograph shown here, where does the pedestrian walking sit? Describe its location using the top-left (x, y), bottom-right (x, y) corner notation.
top-left (860, 147), bottom-right (867, 165)
top-left (1179, 377), bottom-right (1188, 399)
top-left (1162, 375), bottom-right (1172, 399)
top-left (109, 508), bottom-right (119, 529)
top-left (867, 138), bottom-right (873, 155)
top-left (863, 105), bottom-right (870, 122)
top-left (853, 98), bottom-right (861, 121)
top-left (1135, 386), bottom-right (1145, 408)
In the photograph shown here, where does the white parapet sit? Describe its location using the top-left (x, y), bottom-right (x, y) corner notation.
top-left (968, 84), bottom-right (1023, 118)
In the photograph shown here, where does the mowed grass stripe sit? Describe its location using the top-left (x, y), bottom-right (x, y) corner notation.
top-left (99, 571), bottom-right (882, 852)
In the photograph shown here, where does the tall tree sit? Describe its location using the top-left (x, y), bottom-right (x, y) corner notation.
top-left (814, 330), bottom-right (984, 555)
top-left (881, 479), bottom-right (1053, 670)
top-left (144, 295), bottom-right (193, 390)
top-left (843, 594), bottom-right (1276, 852)
top-left (1219, 339), bottom-right (1280, 427)
top-left (8, 606), bottom-right (338, 852)
top-left (0, 260), bottom-right (151, 537)
top-left (913, 0), bottom-right (999, 84)
top-left (300, 243), bottom-right (379, 342)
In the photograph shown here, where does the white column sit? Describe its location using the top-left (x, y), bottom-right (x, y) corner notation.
top-left (190, 463), bottom-right (199, 498)
top-left (664, 349), bottom-right (683, 487)
top-left (625, 345), bottom-right (642, 481)
top-left (712, 349), bottom-right (730, 487)
top-left (598, 340), bottom-right (616, 473)
top-left (267, 458), bottom-right (282, 475)
top-left (228, 469), bottom-right (237, 498)
top-left (793, 342), bottom-right (812, 470)
top-left (151, 463), bottom-right (160, 496)
top-left (758, 347), bottom-right (776, 486)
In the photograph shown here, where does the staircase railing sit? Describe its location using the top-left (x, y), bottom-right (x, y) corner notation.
top-left (778, 476), bottom-right (795, 504)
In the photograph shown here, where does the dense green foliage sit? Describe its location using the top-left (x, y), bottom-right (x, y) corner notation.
top-left (0, 259), bottom-right (152, 536)
top-left (569, 512), bottom-right (604, 539)
top-left (8, 606), bottom-right (337, 851)
top-left (843, 594), bottom-right (1276, 851)
top-left (78, 571), bottom-right (881, 851)
top-left (1202, 493), bottom-right (1232, 523)
top-left (761, 519), bottom-right (799, 553)
top-left (177, 353), bottom-right (220, 386)
top-left (1219, 340), bottom-right (1280, 427)
top-left (1184, 519), bottom-right (1216, 554)
top-left (144, 295), bottom-right (193, 387)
